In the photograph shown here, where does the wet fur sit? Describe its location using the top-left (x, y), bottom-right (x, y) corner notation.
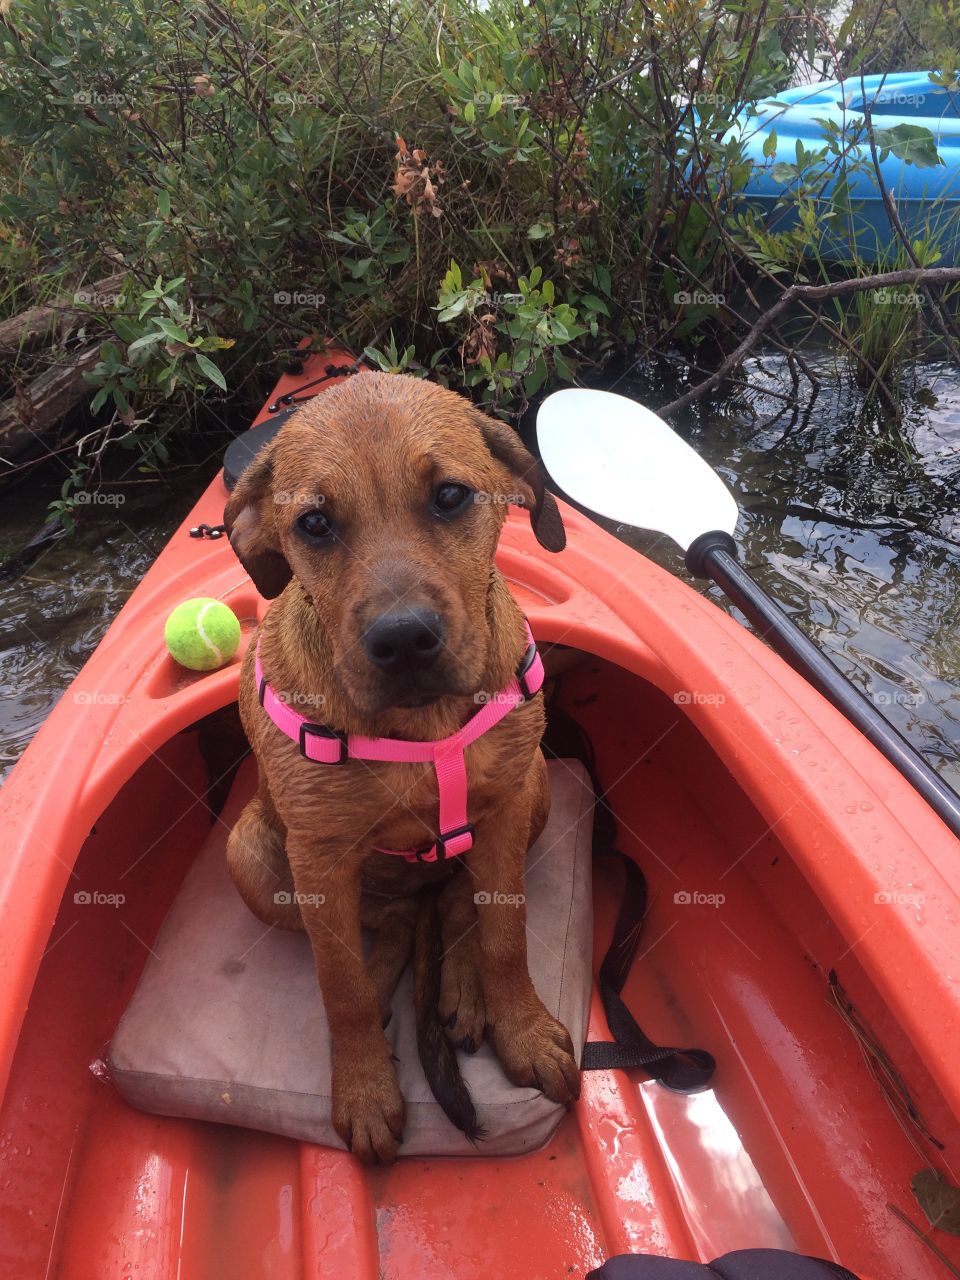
top-left (223, 372), bottom-right (579, 1163)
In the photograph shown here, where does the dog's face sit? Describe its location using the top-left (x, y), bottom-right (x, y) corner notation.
top-left (225, 372), bottom-right (564, 715)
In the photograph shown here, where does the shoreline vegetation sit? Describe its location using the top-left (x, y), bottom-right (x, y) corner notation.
top-left (1, 0), bottom-right (960, 535)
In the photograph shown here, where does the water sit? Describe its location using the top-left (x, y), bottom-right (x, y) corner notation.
top-left (1, 357), bottom-right (958, 793)
top-left (611, 349), bottom-right (960, 793)
top-left (0, 471), bottom-right (206, 776)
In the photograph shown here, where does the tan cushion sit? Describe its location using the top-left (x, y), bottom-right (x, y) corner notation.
top-left (108, 758), bottom-right (594, 1157)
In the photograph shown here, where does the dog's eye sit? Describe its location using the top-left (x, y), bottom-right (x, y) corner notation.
top-left (297, 509), bottom-right (335, 541)
top-left (433, 483), bottom-right (473, 516)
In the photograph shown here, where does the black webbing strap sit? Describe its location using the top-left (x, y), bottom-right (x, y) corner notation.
top-left (581, 847), bottom-right (716, 1091)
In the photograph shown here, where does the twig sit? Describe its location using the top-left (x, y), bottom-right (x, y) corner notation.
top-left (887, 1203), bottom-right (960, 1279)
top-left (660, 267), bottom-right (960, 418)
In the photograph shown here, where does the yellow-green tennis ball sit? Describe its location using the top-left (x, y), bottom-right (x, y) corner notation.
top-left (165, 598), bottom-right (241, 671)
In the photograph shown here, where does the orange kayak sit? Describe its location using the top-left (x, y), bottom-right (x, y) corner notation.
top-left (1, 349), bottom-right (958, 1280)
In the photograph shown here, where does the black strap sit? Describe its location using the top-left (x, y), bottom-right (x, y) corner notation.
top-left (581, 847), bottom-right (716, 1091)
top-left (267, 361), bottom-right (361, 411)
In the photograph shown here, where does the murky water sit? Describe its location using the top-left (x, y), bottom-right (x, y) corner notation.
top-left (612, 349), bottom-right (960, 792)
top-left (1, 355), bottom-right (958, 795)
top-left (0, 472), bottom-right (206, 775)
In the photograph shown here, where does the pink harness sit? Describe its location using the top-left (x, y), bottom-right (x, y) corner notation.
top-left (254, 622), bottom-right (545, 864)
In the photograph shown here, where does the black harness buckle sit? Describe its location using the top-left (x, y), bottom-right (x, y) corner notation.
top-left (516, 642), bottom-right (540, 701)
top-left (420, 823), bottom-right (475, 861)
top-left (298, 721), bottom-right (349, 764)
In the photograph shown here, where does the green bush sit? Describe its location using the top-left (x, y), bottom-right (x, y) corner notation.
top-left (0, 0), bottom-right (953, 510)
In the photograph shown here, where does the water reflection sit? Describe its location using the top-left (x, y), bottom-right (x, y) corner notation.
top-left (613, 351), bottom-right (960, 793)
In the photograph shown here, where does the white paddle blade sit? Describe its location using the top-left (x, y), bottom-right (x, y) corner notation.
top-left (537, 388), bottom-right (739, 552)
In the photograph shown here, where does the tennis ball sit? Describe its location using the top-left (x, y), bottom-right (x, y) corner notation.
top-left (165, 598), bottom-right (241, 671)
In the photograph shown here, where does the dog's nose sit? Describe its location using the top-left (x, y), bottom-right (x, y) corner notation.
top-left (363, 607), bottom-right (444, 672)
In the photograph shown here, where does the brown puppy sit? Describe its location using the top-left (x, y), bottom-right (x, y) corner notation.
top-left (223, 371), bottom-right (579, 1163)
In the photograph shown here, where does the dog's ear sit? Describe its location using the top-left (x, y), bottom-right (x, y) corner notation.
top-left (223, 449), bottom-right (293, 599)
top-left (473, 412), bottom-right (566, 552)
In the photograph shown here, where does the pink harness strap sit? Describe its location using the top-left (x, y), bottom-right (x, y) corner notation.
top-left (254, 622), bottom-right (545, 864)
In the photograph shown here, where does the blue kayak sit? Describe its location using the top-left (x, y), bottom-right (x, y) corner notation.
top-left (733, 73), bottom-right (960, 264)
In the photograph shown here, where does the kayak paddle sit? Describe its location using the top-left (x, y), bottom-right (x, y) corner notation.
top-left (537, 387), bottom-right (960, 840)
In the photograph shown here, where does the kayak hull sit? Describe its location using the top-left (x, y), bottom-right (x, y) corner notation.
top-left (735, 73), bottom-right (960, 264)
top-left (2, 350), bottom-right (959, 1279)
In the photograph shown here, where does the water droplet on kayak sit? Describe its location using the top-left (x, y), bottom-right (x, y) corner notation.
top-left (859, 801), bottom-right (873, 812)
top-left (845, 803), bottom-right (857, 814)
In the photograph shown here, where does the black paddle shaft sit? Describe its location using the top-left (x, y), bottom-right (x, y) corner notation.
top-left (685, 531), bottom-right (960, 841)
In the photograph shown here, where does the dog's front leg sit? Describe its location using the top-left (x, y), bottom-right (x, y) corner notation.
top-left (286, 838), bottom-right (406, 1164)
top-left (469, 794), bottom-right (581, 1106)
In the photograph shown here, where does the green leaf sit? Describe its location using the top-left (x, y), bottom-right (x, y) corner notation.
top-left (128, 332), bottom-right (163, 353)
top-left (581, 294), bottom-right (610, 316)
top-left (873, 124), bottom-right (944, 169)
top-left (195, 352), bottom-right (226, 390)
top-left (912, 1169), bottom-right (960, 1235)
top-left (762, 130), bottom-right (777, 159)
top-left (155, 317), bottom-right (191, 343)
top-left (527, 222), bottom-right (552, 240)
top-left (157, 189), bottom-right (171, 218)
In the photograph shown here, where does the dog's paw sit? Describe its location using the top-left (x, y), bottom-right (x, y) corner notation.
top-left (439, 946), bottom-right (486, 1053)
top-left (332, 1054), bottom-right (406, 1165)
top-left (490, 1001), bottom-right (580, 1104)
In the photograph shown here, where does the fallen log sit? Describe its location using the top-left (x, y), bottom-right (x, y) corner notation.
top-left (0, 273), bottom-right (125, 357)
top-left (0, 345), bottom-right (101, 465)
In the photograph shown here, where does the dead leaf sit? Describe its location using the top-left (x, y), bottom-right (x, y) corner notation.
top-left (912, 1168), bottom-right (960, 1235)
top-left (460, 314), bottom-right (497, 366)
